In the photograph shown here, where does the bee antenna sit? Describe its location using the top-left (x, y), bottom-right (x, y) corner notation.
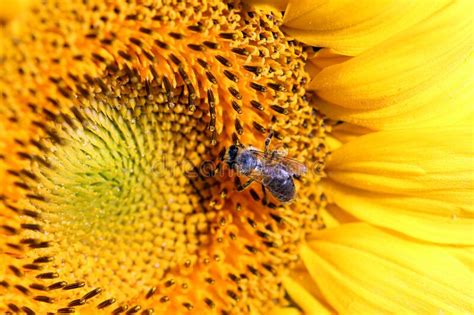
top-left (227, 145), bottom-right (239, 169)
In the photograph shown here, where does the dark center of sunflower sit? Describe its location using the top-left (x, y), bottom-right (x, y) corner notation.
top-left (0, 0), bottom-right (327, 314)
top-left (29, 90), bottom-right (210, 289)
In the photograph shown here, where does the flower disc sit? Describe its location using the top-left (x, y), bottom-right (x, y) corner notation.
top-left (0, 0), bottom-right (328, 313)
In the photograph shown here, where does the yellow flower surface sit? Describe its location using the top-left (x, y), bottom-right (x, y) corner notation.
top-left (308, 0), bottom-right (474, 130)
top-left (1, 0), bottom-right (473, 314)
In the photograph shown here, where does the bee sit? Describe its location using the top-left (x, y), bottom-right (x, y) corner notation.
top-left (224, 131), bottom-right (307, 203)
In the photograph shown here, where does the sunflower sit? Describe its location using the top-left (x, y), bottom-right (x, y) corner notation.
top-left (0, 0), bottom-right (472, 314)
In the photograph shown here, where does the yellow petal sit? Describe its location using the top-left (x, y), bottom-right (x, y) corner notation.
top-left (282, 0), bottom-right (450, 56)
top-left (244, 0), bottom-right (289, 13)
top-left (329, 122), bottom-right (372, 144)
top-left (319, 204), bottom-right (358, 228)
top-left (270, 307), bottom-right (302, 315)
top-left (309, 1), bottom-right (474, 130)
top-left (446, 247), bottom-right (474, 273)
top-left (302, 223), bottom-right (474, 314)
top-left (305, 48), bottom-right (352, 79)
top-left (283, 276), bottom-right (333, 315)
top-left (324, 126), bottom-right (474, 244)
top-left (307, 48), bottom-right (352, 76)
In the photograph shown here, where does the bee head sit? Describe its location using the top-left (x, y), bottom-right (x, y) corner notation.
top-left (227, 145), bottom-right (239, 168)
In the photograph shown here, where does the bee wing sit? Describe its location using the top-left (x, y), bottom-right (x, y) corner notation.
top-left (250, 150), bottom-right (307, 177)
top-left (245, 168), bottom-right (267, 184)
top-left (277, 156), bottom-right (307, 176)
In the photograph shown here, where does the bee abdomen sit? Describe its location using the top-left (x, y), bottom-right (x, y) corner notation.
top-left (264, 170), bottom-right (295, 203)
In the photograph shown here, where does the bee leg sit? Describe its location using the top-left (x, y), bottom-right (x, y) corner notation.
top-left (237, 178), bottom-right (255, 192)
top-left (208, 147), bottom-right (227, 177)
top-left (261, 184), bottom-right (268, 206)
top-left (264, 129), bottom-right (274, 155)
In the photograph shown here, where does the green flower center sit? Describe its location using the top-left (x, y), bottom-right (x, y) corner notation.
top-left (23, 79), bottom-right (216, 302)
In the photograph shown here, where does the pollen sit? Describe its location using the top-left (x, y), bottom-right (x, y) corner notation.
top-left (0, 0), bottom-right (329, 314)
